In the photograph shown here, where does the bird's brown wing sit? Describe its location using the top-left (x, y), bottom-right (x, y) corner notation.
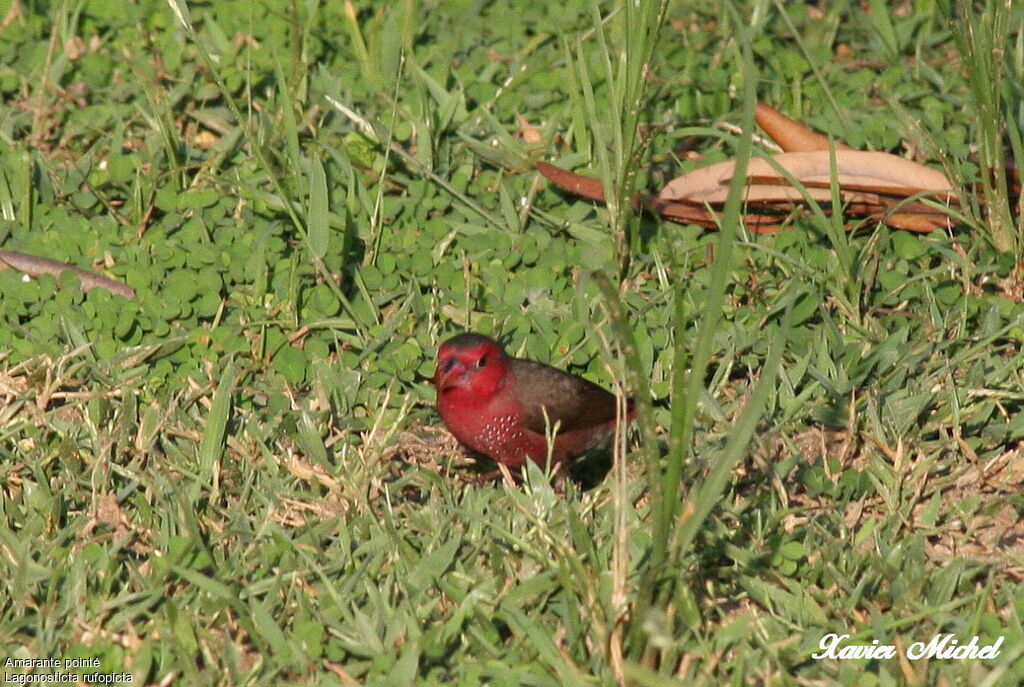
top-left (509, 358), bottom-right (619, 435)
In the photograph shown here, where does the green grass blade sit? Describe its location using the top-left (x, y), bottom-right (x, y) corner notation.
top-left (307, 155), bottom-right (329, 261)
top-left (194, 359), bottom-right (236, 503)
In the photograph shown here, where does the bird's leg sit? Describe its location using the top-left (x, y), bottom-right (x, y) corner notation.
top-left (497, 463), bottom-right (518, 488)
top-left (550, 462), bottom-right (569, 494)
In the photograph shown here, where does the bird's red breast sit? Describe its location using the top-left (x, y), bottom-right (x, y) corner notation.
top-left (434, 333), bottom-right (633, 468)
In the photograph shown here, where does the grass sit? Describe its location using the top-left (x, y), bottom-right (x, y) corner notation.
top-left (2, 0), bottom-right (1024, 685)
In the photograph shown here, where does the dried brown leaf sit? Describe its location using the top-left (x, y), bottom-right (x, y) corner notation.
top-left (0, 250), bottom-right (136, 299)
top-left (658, 151), bottom-right (954, 204)
top-left (536, 103), bottom-right (964, 234)
top-left (884, 213), bottom-right (954, 233)
top-left (537, 161), bottom-right (607, 202)
top-left (754, 103), bottom-right (856, 152)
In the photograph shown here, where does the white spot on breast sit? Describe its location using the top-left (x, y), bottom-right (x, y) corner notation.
top-left (474, 414), bottom-right (524, 451)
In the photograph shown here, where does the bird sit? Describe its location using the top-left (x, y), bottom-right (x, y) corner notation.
top-left (434, 332), bottom-right (633, 469)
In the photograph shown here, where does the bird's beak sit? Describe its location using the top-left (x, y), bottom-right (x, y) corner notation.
top-left (434, 357), bottom-right (466, 391)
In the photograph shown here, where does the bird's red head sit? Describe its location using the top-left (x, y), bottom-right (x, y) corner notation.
top-left (434, 333), bottom-right (510, 401)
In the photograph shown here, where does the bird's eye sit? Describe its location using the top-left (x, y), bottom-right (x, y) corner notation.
top-left (476, 356), bottom-right (488, 368)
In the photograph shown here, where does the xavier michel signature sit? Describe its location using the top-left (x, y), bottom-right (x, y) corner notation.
top-left (812, 633), bottom-right (1005, 661)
